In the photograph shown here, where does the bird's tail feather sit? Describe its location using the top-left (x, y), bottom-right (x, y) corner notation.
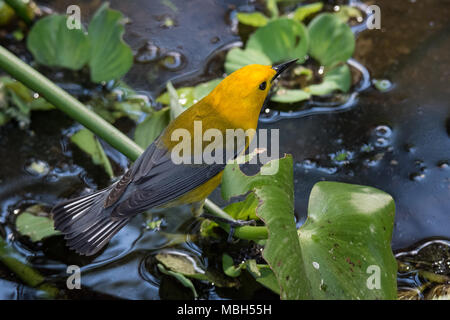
top-left (52, 188), bottom-right (129, 256)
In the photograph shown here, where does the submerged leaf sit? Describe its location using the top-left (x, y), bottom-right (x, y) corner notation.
top-left (27, 14), bottom-right (90, 70)
top-left (16, 206), bottom-right (60, 242)
top-left (70, 129), bottom-right (114, 178)
top-left (308, 13), bottom-right (355, 67)
top-left (88, 3), bottom-right (133, 82)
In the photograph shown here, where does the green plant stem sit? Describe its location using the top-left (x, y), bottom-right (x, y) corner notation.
top-left (0, 238), bottom-right (59, 298)
top-left (0, 45), bottom-right (268, 241)
top-left (4, 0), bottom-right (33, 25)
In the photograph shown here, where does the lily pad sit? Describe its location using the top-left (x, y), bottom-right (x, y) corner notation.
top-left (297, 182), bottom-right (397, 299)
top-left (308, 13), bottom-right (355, 67)
top-left (26, 14), bottom-right (90, 70)
top-left (70, 129), bottom-right (114, 178)
top-left (87, 3), bottom-right (133, 83)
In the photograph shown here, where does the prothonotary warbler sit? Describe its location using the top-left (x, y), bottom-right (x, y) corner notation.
top-left (52, 60), bottom-right (297, 255)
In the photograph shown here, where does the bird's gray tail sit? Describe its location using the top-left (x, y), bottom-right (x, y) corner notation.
top-left (52, 188), bottom-right (129, 256)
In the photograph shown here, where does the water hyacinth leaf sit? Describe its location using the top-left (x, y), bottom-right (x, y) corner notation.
top-left (297, 181), bottom-right (397, 299)
top-left (222, 254), bottom-right (244, 278)
top-left (335, 5), bottom-right (363, 23)
top-left (70, 129), bottom-right (114, 178)
top-left (293, 2), bottom-right (324, 22)
top-left (156, 251), bottom-right (208, 281)
top-left (16, 207), bottom-right (60, 242)
top-left (266, 0), bottom-right (279, 18)
top-left (236, 12), bottom-right (269, 27)
top-left (271, 88), bottom-right (311, 103)
top-left (88, 3), bottom-right (133, 83)
top-left (248, 264), bottom-right (280, 295)
top-left (222, 155), bottom-right (312, 299)
top-left (27, 15), bottom-right (90, 70)
top-left (134, 107), bottom-right (170, 148)
top-left (225, 47), bottom-right (271, 74)
top-left (306, 64), bottom-right (351, 96)
top-left (167, 81), bottom-right (185, 120)
top-left (157, 79), bottom-right (222, 108)
top-left (247, 18), bottom-right (309, 64)
top-left (308, 13), bottom-right (355, 67)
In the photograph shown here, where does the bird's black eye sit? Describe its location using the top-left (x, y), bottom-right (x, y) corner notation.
top-left (259, 81), bottom-right (267, 91)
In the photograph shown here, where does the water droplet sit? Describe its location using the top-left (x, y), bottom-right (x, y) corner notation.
top-left (374, 125), bottom-right (392, 138)
top-left (161, 51), bottom-right (186, 71)
top-left (313, 261), bottom-right (320, 269)
top-left (135, 42), bottom-right (160, 64)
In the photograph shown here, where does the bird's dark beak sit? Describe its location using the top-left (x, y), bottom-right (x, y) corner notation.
top-left (271, 59), bottom-right (298, 82)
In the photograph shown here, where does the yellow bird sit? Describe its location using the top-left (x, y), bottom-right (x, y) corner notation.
top-left (52, 60), bottom-right (297, 255)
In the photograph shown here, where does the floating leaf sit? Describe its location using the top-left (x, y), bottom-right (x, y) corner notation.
top-left (293, 2), bottom-right (324, 22)
top-left (15, 206), bottom-right (60, 242)
top-left (297, 182), bottom-right (397, 299)
top-left (236, 12), bottom-right (269, 27)
top-left (247, 18), bottom-right (309, 64)
top-left (27, 14), bottom-right (90, 70)
top-left (308, 13), bottom-right (355, 67)
top-left (222, 254), bottom-right (244, 278)
top-left (134, 108), bottom-right (170, 148)
top-left (306, 64), bottom-right (351, 96)
top-left (157, 263), bottom-right (198, 298)
top-left (88, 3), bottom-right (133, 83)
top-left (271, 88), bottom-right (311, 103)
top-left (70, 129), bottom-right (114, 178)
top-left (335, 5), bottom-right (363, 23)
top-left (167, 81), bottom-right (185, 120)
top-left (266, 0), bottom-right (279, 18)
top-left (225, 48), bottom-right (271, 74)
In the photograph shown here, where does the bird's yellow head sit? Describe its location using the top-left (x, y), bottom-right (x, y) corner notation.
top-left (205, 60), bottom-right (298, 129)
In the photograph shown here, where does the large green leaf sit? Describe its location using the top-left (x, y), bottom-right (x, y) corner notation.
top-left (88, 3), bottom-right (133, 83)
top-left (70, 128), bottom-right (114, 178)
top-left (308, 13), bottom-right (355, 67)
top-left (247, 18), bottom-right (309, 65)
top-left (298, 182), bottom-right (397, 299)
top-left (221, 155), bottom-right (397, 299)
top-left (222, 155), bottom-right (312, 299)
top-left (306, 64), bottom-right (351, 96)
top-left (236, 12), bottom-right (269, 27)
top-left (26, 14), bottom-right (90, 70)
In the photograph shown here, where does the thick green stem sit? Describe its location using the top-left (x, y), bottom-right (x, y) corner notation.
top-left (0, 238), bottom-right (59, 298)
top-left (4, 0), bottom-right (33, 25)
top-left (0, 45), bottom-right (268, 241)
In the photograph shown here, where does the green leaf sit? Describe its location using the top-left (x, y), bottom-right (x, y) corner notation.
top-left (222, 155), bottom-right (312, 299)
top-left (15, 206), bottom-right (60, 242)
top-left (248, 264), bottom-right (280, 295)
top-left (27, 14), bottom-right (90, 70)
top-left (306, 64), bottom-right (351, 96)
top-left (266, 0), bottom-right (279, 18)
top-left (157, 263), bottom-right (198, 298)
top-left (293, 2), bottom-right (324, 22)
top-left (167, 81), bottom-right (185, 120)
top-left (308, 13), bottom-right (355, 67)
top-left (247, 18), bottom-right (309, 65)
top-left (88, 3), bottom-right (133, 83)
top-left (70, 129), bottom-right (114, 178)
top-left (236, 12), bottom-right (269, 27)
top-left (157, 79), bottom-right (222, 108)
top-left (222, 254), bottom-right (244, 278)
top-left (335, 5), bottom-right (363, 23)
top-left (134, 108), bottom-right (170, 149)
top-left (271, 88), bottom-right (311, 103)
top-left (297, 181), bottom-right (397, 299)
top-left (225, 48), bottom-right (272, 74)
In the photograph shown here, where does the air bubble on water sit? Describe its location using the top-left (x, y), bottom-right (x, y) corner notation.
top-left (161, 51), bottom-right (186, 71)
top-left (374, 125), bottom-right (392, 138)
top-left (135, 42), bottom-right (160, 64)
top-left (437, 161), bottom-right (449, 169)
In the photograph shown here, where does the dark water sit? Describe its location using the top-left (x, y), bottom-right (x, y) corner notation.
top-left (0, 0), bottom-right (448, 299)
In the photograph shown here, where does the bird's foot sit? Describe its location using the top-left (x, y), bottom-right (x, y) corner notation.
top-left (200, 213), bottom-right (256, 243)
